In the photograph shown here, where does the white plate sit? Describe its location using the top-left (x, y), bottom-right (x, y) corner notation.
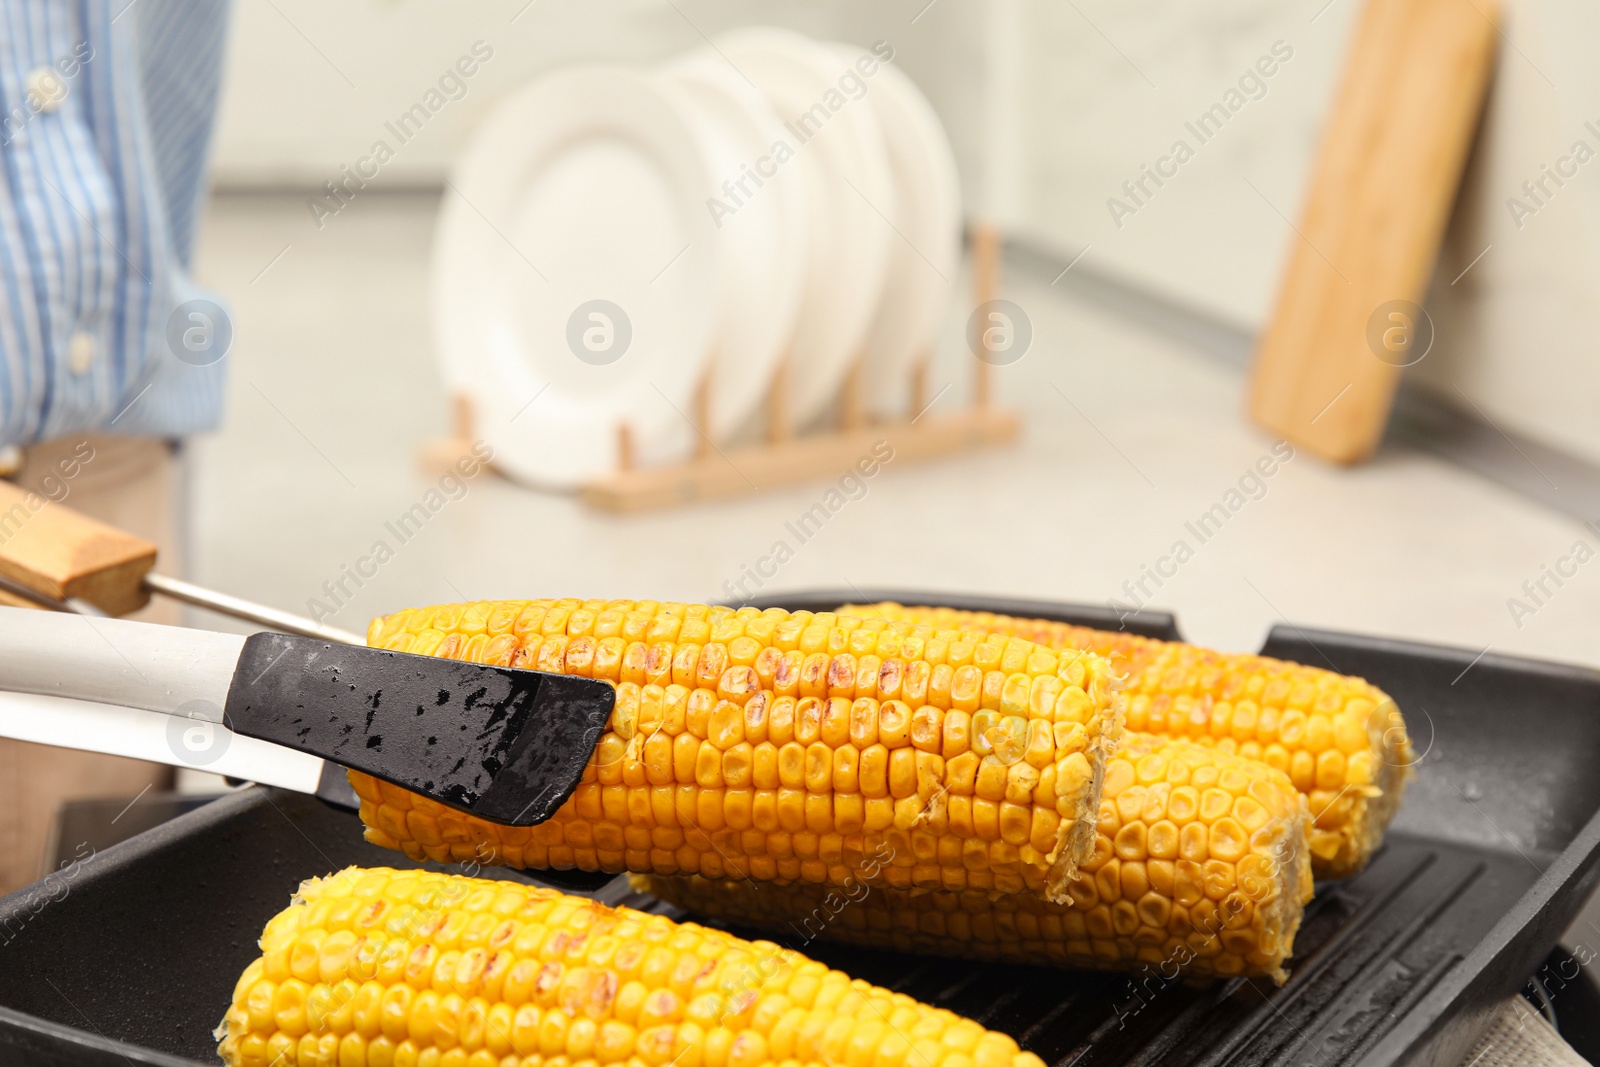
top-left (714, 27), bottom-right (896, 426)
top-left (660, 51), bottom-right (808, 441)
top-left (433, 66), bottom-right (718, 488)
top-left (837, 46), bottom-right (963, 416)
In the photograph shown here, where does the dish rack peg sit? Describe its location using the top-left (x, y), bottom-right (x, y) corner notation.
top-left (417, 392), bottom-right (480, 477)
top-left (971, 221), bottom-right (1003, 410)
top-left (693, 374), bottom-right (713, 460)
top-left (616, 423), bottom-right (636, 473)
top-left (765, 358), bottom-right (792, 444)
top-left (841, 357), bottom-right (866, 431)
top-left (909, 358), bottom-right (930, 418)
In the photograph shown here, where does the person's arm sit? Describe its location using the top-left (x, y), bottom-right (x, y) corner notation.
top-left (0, 0), bottom-right (231, 447)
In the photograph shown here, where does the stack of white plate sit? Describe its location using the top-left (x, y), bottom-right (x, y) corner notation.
top-left (433, 28), bottom-right (962, 488)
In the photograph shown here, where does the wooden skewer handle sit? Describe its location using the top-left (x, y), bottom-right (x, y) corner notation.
top-left (0, 480), bottom-right (156, 616)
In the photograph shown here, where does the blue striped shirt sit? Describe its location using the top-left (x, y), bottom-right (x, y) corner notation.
top-left (0, 0), bottom-right (229, 446)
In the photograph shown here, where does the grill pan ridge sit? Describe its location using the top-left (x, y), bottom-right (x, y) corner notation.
top-left (1, 590), bottom-right (1597, 1067)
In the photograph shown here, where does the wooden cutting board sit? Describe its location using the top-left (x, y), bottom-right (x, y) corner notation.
top-left (1248, 0), bottom-right (1498, 462)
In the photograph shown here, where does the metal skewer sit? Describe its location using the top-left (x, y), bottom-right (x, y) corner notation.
top-left (140, 573), bottom-right (363, 644)
top-left (0, 570), bottom-right (363, 645)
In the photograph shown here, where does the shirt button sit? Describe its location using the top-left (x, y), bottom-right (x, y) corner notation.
top-left (67, 330), bottom-right (96, 375)
top-left (26, 68), bottom-right (67, 113)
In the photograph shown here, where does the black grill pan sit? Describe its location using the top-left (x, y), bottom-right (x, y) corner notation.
top-left (2, 589), bottom-right (1597, 1067)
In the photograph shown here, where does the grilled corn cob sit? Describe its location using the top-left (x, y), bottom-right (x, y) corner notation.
top-left (218, 866), bottom-right (1048, 1067)
top-left (355, 600), bottom-right (1125, 899)
top-left (641, 735), bottom-right (1312, 983)
top-left (842, 602), bottom-right (1411, 878)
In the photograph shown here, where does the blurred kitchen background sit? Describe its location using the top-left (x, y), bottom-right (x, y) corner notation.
top-left (186, 0), bottom-right (1600, 670)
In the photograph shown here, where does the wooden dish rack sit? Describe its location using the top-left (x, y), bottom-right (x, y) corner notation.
top-left (429, 226), bottom-right (1019, 512)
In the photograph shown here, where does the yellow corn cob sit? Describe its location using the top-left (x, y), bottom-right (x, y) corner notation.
top-left (842, 602), bottom-right (1411, 878)
top-left (641, 735), bottom-right (1312, 983)
top-left (218, 866), bottom-right (1049, 1067)
top-left (355, 599), bottom-right (1125, 899)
